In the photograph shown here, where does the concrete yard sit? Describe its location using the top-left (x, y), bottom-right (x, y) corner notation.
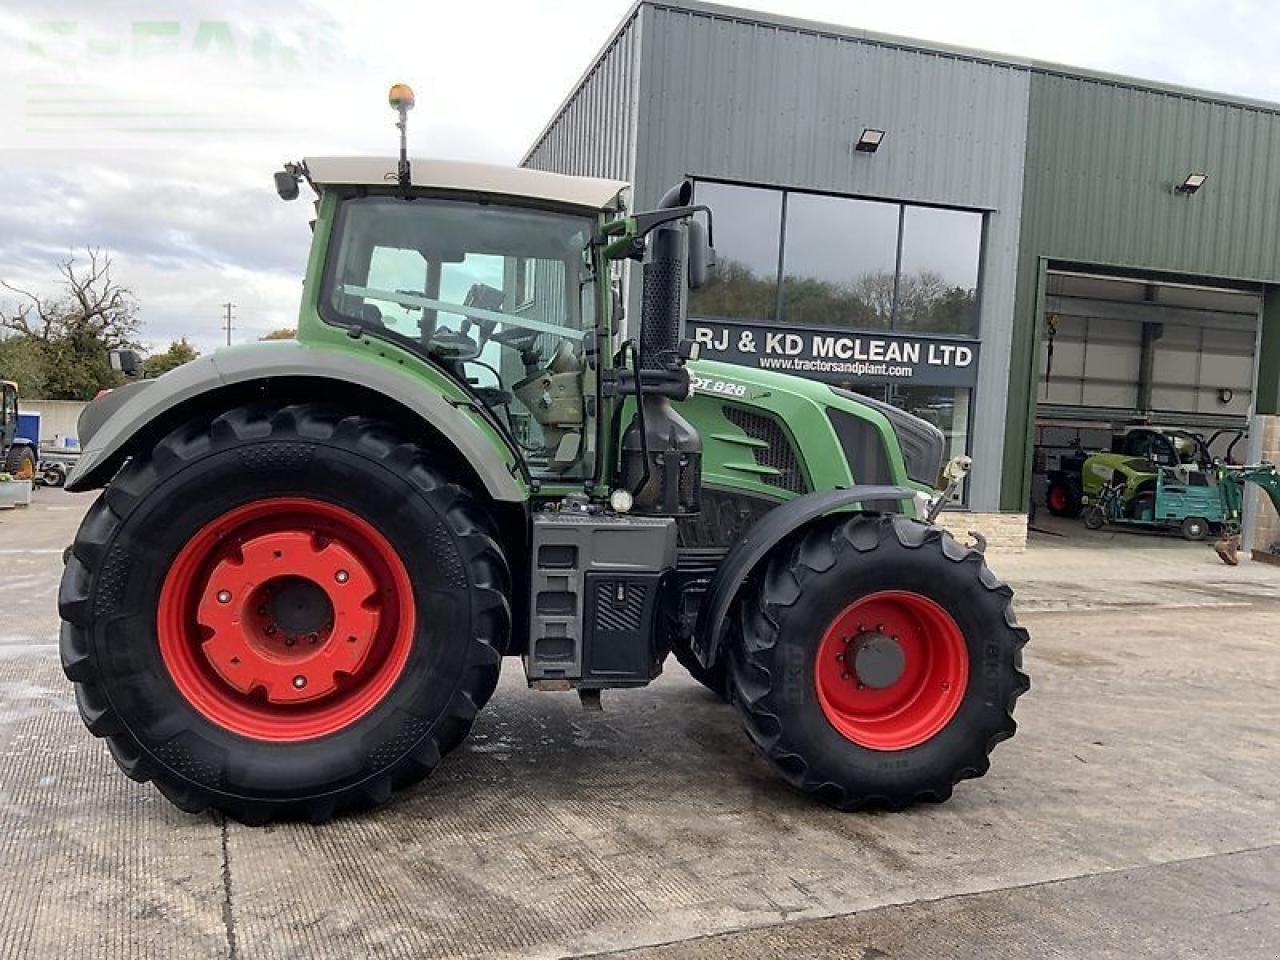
top-left (1, 489), bottom-right (1277, 959)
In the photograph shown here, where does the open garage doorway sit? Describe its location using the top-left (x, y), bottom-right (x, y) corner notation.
top-left (1031, 267), bottom-right (1261, 548)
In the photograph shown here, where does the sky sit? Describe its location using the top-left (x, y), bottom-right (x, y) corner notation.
top-left (0, 0), bottom-right (1278, 354)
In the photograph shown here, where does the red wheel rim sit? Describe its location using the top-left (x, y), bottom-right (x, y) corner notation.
top-left (157, 498), bottom-right (415, 741)
top-left (814, 590), bottom-right (968, 751)
top-left (1048, 485), bottom-right (1067, 512)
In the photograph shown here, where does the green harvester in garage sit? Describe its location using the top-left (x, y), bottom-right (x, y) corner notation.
top-left (56, 86), bottom-right (1028, 825)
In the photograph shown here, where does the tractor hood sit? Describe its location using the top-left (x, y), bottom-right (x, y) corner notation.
top-left (687, 358), bottom-right (947, 492)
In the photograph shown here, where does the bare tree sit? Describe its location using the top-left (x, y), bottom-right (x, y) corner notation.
top-left (0, 249), bottom-right (141, 399)
top-left (1, 248), bottom-right (139, 347)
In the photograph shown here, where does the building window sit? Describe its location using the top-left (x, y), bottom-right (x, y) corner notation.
top-left (896, 206), bottom-right (982, 336)
top-left (780, 192), bottom-right (900, 330)
top-left (514, 257), bottom-right (537, 310)
top-left (847, 383), bottom-right (973, 503)
top-left (687, 182), bottom-right (783, 323)
top-left (690, 180), bottom-right (983, 338)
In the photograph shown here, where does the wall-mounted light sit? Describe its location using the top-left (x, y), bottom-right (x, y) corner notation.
top-left (855, 128), bottom-right (885, 153)
top-left (1175, 172), bottom-right (1208, 195)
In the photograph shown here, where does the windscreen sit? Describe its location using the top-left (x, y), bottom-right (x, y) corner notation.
top-left (320, 195), bottom-right (599, 479)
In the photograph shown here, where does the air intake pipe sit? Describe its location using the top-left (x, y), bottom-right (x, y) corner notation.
top-left (638, 180), bottom-right (694, 371)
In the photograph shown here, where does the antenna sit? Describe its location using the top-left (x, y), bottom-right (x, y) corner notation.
top-left (388, 83), bottom-right (416, 191)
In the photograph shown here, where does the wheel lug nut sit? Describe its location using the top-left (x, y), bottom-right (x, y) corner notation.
top-left (293, 676), bottom-right (306, 689)
top-left (308, 633), bottom-right (319, 645)
top-left (266, 625), bottom-right (277, 636)
top-left (835, 653), bottom-right (844, 662)
top-left (841, 672), bottom-right (850, 680)
top-left (285, 636), bottom-right (295, 646)
top-left (335, 569), bottom-right (349, 583)
top-left (216, 590), bottom-right (232, 604)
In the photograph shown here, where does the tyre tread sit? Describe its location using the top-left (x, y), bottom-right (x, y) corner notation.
top-left (729, 512), bottom-right (1029, 811)
top-left (58, 401), bottom-right (511, 824)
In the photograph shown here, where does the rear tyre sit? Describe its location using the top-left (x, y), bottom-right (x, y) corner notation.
top-left (1180, 516), bottom-right (1210, 541)
top-left (1045, 477), bottom-right (1082, 518)
top-left (59, 402), bottom-right (511, 823)
top-left (728, 513), bottom-right (1028, 810)
top-left (1083, 505), bottom-right (1107, 530)
top-left (4, 444), bottom-right (35, 481)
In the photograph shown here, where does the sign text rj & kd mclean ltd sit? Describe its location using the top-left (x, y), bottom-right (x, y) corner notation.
top-left (689, 318), bottom-right (980, 388)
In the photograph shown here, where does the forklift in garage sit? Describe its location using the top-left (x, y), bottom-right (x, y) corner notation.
top-left (59, 86), bottom-right (1028, 824)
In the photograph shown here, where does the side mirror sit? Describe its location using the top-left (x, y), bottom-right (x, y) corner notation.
top-left (686, 218), bottom-right (716, 290)
top-left (109, 348), bottom-right (142, 378)
top-left (275, 169), bottom-right (301, 201)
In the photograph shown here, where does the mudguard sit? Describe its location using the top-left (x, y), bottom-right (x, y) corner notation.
top-left (691, 484), bottom-right (921, 669)
top-left (67, 340), bottom-right (525, 501)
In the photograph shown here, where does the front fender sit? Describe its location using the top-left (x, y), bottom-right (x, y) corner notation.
top-left (67, 340), bottom-right (526, 502)
top-left (692, 484), bottom-right (921, 669)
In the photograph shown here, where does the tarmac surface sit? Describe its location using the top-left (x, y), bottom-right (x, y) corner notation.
top-left (1, 488), bottom-right (1277, 959)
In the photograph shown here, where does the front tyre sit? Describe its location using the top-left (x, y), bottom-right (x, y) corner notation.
top-left (59, 403), bottom-right (510, 823)
top-left (729, 514), bottom-right (1029, 809)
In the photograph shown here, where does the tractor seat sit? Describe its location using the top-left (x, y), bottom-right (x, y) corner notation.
top-left (429, 329), bottom-right (481, 363)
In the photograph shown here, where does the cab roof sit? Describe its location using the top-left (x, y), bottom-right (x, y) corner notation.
top-left (303, 156), bottom-right (629, 212)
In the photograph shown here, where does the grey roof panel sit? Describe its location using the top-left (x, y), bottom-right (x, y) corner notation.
top-left (303, 156), bottom-right (628, 210)
top-left (644, 0), bottom-right (1280, 115)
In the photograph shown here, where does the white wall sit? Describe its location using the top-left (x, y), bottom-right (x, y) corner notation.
top-left (22, 400), bottom-right (87, 448)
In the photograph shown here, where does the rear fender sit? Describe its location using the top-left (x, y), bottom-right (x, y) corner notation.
top-left (692, 484), bottom-right (921, 669)
top-left (67, 340), bottom-right (526, 502)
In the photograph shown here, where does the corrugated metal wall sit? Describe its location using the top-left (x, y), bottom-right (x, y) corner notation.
top-left (632, 4), bottom-right (1030, 211)
top-left (522, 10), bottom-right (642, 182)
top-left (1020, 75), bottom-right (1280, 280)
top-left (631, 2), bottom-right (1031, 511)
top-left (1001, 73), bottom-right (1280, 509)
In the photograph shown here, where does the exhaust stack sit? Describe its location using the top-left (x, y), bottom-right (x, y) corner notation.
top-left (621, 181), bottom-right (703, 516)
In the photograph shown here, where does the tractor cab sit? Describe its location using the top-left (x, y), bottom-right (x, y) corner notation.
top-left (302, 155), bottom-right (623, 480)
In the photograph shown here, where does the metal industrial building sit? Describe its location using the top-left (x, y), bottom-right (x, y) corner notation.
top-left (523, 0), bottom-right (1280, 530)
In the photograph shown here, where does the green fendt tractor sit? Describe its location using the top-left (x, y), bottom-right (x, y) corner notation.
top-left (59, 87), bottom-right (1028, 824)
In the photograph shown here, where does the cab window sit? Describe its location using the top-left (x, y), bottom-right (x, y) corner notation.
top-left (322, 196), bottom-right (598, 480)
